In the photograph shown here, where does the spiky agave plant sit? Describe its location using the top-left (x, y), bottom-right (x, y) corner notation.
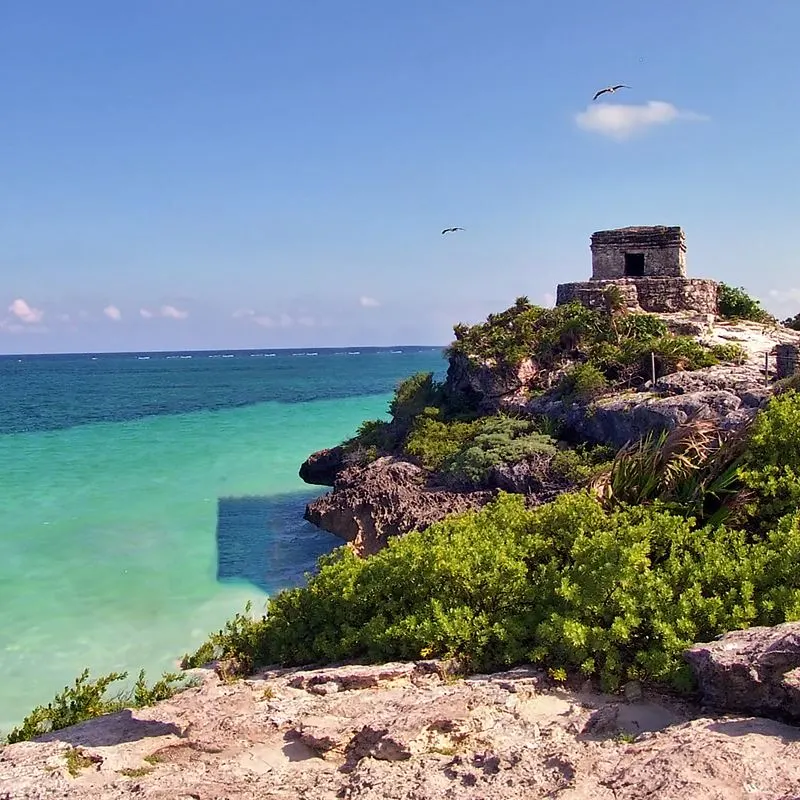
top-left (590, 417), bottom-right (755, 525)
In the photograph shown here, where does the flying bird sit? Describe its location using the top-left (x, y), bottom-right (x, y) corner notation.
top-left (441, 227), bottom-right (465, 235)
top-left (592, 84), bottom-right (630, 101)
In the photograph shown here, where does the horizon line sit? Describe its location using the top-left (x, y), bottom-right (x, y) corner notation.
top-left (0, 344), bottom-right (449, 358)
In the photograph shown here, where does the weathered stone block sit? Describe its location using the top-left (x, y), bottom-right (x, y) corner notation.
top-left (590, 226), bottom-right (686, 280)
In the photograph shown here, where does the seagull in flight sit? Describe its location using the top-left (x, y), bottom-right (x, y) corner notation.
top-left (592, 84), bottom-right (630, 101)
top-left (441, 227), bottom-right (465, 235)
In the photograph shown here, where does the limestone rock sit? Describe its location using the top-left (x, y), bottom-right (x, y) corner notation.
top-left (527, 363), bottom-right (770, 448)
top-left (299, 445), bottom-right (346, 487)
top-left (304, 457), bottom-right (494, 556)
top-left (3, 658), bottom-right (800, 800)
top-left (685, 622), bottom-right (800, 724)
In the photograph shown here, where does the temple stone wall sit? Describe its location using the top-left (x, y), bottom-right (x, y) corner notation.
top-left (556, 278), bottom-right (718, 315)
top-left (591, 226), bottom-right (686, 280)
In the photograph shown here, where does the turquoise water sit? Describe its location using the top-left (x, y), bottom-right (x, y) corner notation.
top-left (0, 348), bottom-right (445, 733)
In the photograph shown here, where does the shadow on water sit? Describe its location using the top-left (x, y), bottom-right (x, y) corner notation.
top-left (215, 491), bottom-right (338, 594)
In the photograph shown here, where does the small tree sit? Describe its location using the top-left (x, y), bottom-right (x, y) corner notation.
top-left (717, 283), bottom-right (775, 324)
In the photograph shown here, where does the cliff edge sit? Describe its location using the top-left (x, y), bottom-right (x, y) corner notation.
top-left (4, 623), bottom-right (800, 800)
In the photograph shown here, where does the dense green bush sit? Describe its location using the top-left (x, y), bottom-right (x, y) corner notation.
top-left (6, 669), bottom-right (189, 744)
top-left (403, 407), bottom-right (482, 472)
top-left (439, 417), bottom-right (559, 488)
top-left (717, 283), bottom-right (776, 324)
top-left (557, 362), bottom-right (609, 401)
top-left (739, 389), bottom-right (800, 530)
top-left (404, 411), bottom-right (591, 488)
top-left (338, 372), bottom-right (446, 462)
top-left (389, 372), bottom-right (444, 425)
top-left (184, 490), bottom-right (800, 692)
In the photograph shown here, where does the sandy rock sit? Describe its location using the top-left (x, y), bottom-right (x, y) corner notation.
top-left (3, 660), bottom-right (800, 800)
top-left (685, 622), bottom-right (800, 724)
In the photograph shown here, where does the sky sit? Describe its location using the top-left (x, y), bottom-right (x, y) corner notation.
top-left (1, 0), bottom-right (799, 354)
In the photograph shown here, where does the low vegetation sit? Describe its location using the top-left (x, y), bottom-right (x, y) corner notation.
top-left (5, 668), bottom-right (191, 744)
top-left (179, 390), bottom-right (800, 693)
top-left (341, 298), bottom-right (748, 473)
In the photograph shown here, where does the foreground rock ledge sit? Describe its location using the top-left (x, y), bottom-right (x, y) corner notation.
top-left (3, 656), bottom-right (800, 800)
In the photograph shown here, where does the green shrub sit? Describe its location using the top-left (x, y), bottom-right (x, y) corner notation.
top-left (440, 421), bottom-right (558, 487)
top-left (389, 372), bottom-right (444, 425)
top-left (739, 389), bottom-right (800, 529)
top-left (340, 418), bottom-right (399, 461)
top-left (647, 335), bottom-right (718, 375)
top-left (6, 669), bottom-right (189, 744)
top-left (710, 343), bottom-right (748, 364)
top-left (717, 283), bottom-right (775, 324)
top-left (404, 407), bottom-right (481, 471)
top-left (557, 363), bottom-right (609, 401)
top-left (405, 412), bottom-right (562, 488)
top-left (185, 491), bottom-right (800, 692)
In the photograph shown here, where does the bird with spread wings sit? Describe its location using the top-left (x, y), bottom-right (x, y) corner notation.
top-left (592, 84), bottom-right (630, 101)
top-left (441, 227), bottom-right (465, 235)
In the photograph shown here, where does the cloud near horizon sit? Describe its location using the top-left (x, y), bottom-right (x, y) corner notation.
top-left (139, 305), bottom-right (189, 320)
top-left (160, 304), bottom-right (189, 320)
top-left (575, 100), bottom-right (709, 140)
top-left (103, 305), bottom-right (122, 321)
top-left (9, 298), bottom-right (44, 324)
top-left (233, 309), bottom-right (316, 328)
top-left (359, 296), bottom-right (381, 308)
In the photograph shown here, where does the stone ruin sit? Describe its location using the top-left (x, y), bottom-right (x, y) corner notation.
top-left (556, 226), bottom-right (719, 315)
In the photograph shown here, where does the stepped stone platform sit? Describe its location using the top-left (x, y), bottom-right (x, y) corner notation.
top-left (556, 276), bottom-right (719, 314)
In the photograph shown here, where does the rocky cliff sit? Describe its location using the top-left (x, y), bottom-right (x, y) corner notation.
top-left (3, 624), bottom-right (800, 800)
top-left (300, 312), bottom-right (800, 555)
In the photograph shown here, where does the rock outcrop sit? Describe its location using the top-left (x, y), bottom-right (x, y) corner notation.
top-left (445, 352), bottom-right (540, 414)
top-left (304, 457), bottom-right (494, 556)
top-left (685, 622), bottom-right (800, 724)
top-left (4, 656), bottom-right (800, 800)
top-left (528, 364), bottom-right (770, 448)
top-left (299, 316), bottom-right (800, 552)
top-left (299, 446), bottom-right (346, 487)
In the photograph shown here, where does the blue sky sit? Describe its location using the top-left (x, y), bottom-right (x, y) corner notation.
top-left (1, 0), bottom-right (799, 353)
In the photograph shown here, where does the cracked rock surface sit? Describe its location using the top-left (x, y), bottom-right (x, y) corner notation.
top-left (2, 660), bottom-right (800, 800)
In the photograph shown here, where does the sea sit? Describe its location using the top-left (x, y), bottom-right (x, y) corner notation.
top-left (0, 346), bottom-right (446, 734)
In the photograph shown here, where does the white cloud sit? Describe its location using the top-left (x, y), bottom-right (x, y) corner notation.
top-left (8, 298), bottom-right (44, 324)
top-left (297, 315), bottom-right (316, 327)
top-left (0, 319), bottom-right (48, 334)
top-left (232, 308), bottom-right (255, 319)
top-left (103, 305), bottom-right (122, 321)
top-left (278, 313), bottom-right (293, 327)
top-left (575, 100), bottom-right (709, 141)
top-left (57, 313), bottom-right (71, 323)
top-left (542, 292), bottom-right (556, 307)
top-left (160, 304), bottom-right (188, 320)
top-left (768, 288), bottom-right (800, 308)
top-left (359, 296), bottom-right (381, 308)
top-left (253, 315), bottom-right (276, 327)
top-left (139, 308), bottom-right (154, 319)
